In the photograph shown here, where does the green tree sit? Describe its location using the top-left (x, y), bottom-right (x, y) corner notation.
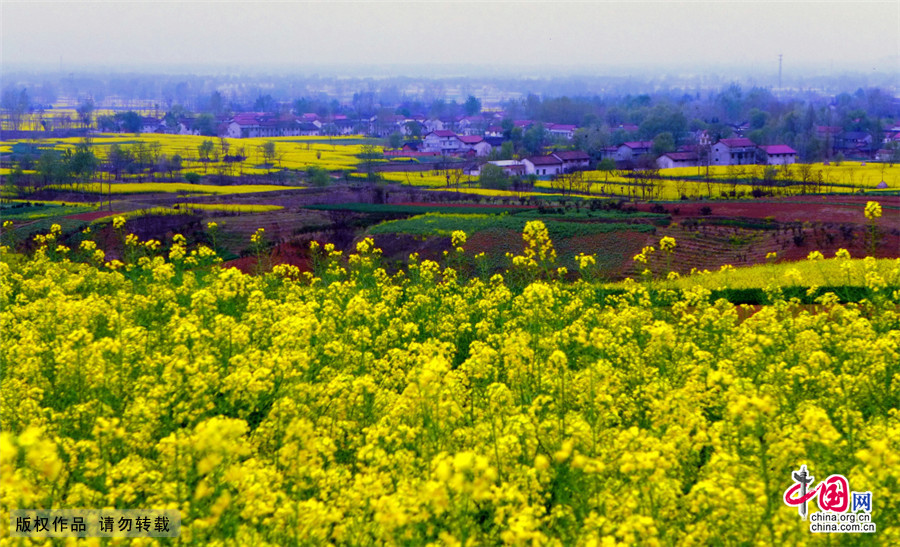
top-left (260, 141), bottom-right (277, 167)
top-left (651, 132), bottom-right (676, 157)
top-left (306, 166), bottom-right (331, 187)
top-left (169, 154), bottom-right (183, 180)
top-left (119, 111), bottom-right (142, 133)
top-left (97, 115), bottom-right (118, 132)
top-left (69, 140), bottom-right (98, 194)
top-left (404, 121), bottom-right (422, 140)
top-left (37, 151), bottom-right (66, 186)
top-left (388, 132), bottom-right (403, 149)
top-left (478, 164), bottom-right (510, 190)
top-left (358, 144), bottom-right (382, 181)
top-left (1, 87), bottom-right (29, 131)
top-left (195, 113), bottom-right (217, 137)
top-left (464, 95), bottom-right (482, 116)
top-left (76, 99), bottom-right (95, 129)
top-left (107, 144), bottom-right (133, 181)
top-left (523, 124), bottom-right (547, 156)
top-left (209, 91), bottom-right (226, 116)
top-left (199, 140), bottom-right (215, 162)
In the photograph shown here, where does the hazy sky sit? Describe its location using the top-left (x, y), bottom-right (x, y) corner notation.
top-left (2, 1), bottom-right (897, 74)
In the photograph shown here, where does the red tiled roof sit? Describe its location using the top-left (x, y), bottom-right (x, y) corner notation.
top-left (526, 155), bottom-right (563, 166)
top-left (663, 152), bottom-right (698, 161)
top-left (552, 150), bottom-right (590, 161)
top-left (623, 141), bottom-right (653, 149)
top-left (760, 144), bottom-right (797, 155)
top-left (718, 138), bottom-right (756, 148)
top-left (458, 135), bottom-right (484, 144)
top-left (549, 124), bottom-right (577, 131)
top-left (430, 130), bottom-right (457, 137)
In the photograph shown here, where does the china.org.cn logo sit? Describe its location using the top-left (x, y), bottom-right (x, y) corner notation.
top-left (783, 465), bottom-right (876, 533)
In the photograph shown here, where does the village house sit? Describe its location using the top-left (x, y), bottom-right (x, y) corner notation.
top-left (140, 117), bottom-right (163, 133)
top-left (656, 151), bottom-right (699, 169)
top-left (615, 141), bottom-right (653, 162)
top-left (875, 149), bottom-right (895, 162)
top-left (422, 130), bottom-right (464, 154)
top-left (547, 124), bottom-right (577, 140)
top-left (423, 119), bottom-right (445, 133)
top-left (759, 144), bottom-right (797, 165)
top-left (457, 116), bottom-right (486, 136)
top-left (523, 155), bottom-right (564, 176)
top-left (458, 135), bottom-right (492, 157)
top-left (225, 112), bottom-right (320, 138)
top-left (421, 131), bottom-right (492, 156)
top-left (836, 131), bottom-right (875, 157)
top-left (467, 160), bottom-right (526, 178)
top-left (599, 146), bottom-right (619, 161)
top-left (711, 138), bottom-right (757, 166)
top-left (330, 115), bottom-right (357, 135)
top-left (297, 122), bottom-right (321, 137)
top-left (551, 150), bottom-right (591, 171)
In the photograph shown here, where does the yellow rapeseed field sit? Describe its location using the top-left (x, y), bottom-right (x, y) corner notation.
top-left (46, 182), bottom-right (299, 195)
top-left (1, 216), bottom-right (898, 544)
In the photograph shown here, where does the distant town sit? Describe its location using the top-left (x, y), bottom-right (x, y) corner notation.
top-left (4, 74), bottom-right (898, 189)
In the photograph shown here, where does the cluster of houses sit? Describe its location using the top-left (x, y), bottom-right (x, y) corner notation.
top-left (591, 135), bottom-right (798, 169)
top-left (220, 111), bottom-right (580, 141)
top-left (113, 107), bottom-right (900, 171)
top-left (654, 138), bottom-right (799, 169)
top-left (223, 112), bottom-right (360, 138)
top-left (465, 150), bottom-right (591, 177)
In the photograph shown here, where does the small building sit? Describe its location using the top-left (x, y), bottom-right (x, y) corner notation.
top-left (875, 149), bottom-right (897, 162)
top-left (140, 117), bottom-right (163, 133)
top-left (548, 124), bottom-right (577, 140)
top-left (297, 122), bottom-right (321, 137)
top-left (615, 141), bottom-right (653, 162)
top-left (551, 150), bottom-right (591, 171)
top-left (423, 119), bottom-right (445, 133)
top-left (711, 138), bottom-right (757, 166)
top-left (485, 125), bottom-right (503, 138)
top-left (523, 155), bottom-right (564, 176)
top-left (657, 151), bottom-right (699, 169)
top-left (458, 135), bottom-right (492, 157)
top-left (469, 160), bottom-right (526, 177)
top-left (422, 130), bottom-right (463, 154)
top-left (599, 146), bottom-right (619, 161)
top-left (759, 144), bottom-right (797, 165)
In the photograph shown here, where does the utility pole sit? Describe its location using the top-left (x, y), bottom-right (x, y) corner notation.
top-left (778, 54), bottom-right (783, 90)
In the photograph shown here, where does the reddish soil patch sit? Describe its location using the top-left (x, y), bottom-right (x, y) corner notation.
top-left (639, 196), bottom-right (898, 228)
top-left (394, 202), bottom-right (537, 209)
top-left (221, 241), bottom-right (312, 275)
top-left (66, 211), bottom-right (118, 221)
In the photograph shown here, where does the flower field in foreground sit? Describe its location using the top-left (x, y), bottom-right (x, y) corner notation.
top-left (1, 222), bottom-right (899, 545)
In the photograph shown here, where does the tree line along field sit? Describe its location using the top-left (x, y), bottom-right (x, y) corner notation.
top-left (1, 218), bottom-right (898, 544)
top-left (0, 134), bottom-right (371, 181)
top-left (3, 134), bottom-right (898, 201)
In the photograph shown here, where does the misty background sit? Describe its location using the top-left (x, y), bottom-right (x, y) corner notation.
top-left (3, 2), bottom-right (898, 78)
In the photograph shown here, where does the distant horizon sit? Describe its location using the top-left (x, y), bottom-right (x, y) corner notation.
top-left (3, 1), bottom-right (897, 78)
top-left (3, 59), bottom-right (897, 81)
